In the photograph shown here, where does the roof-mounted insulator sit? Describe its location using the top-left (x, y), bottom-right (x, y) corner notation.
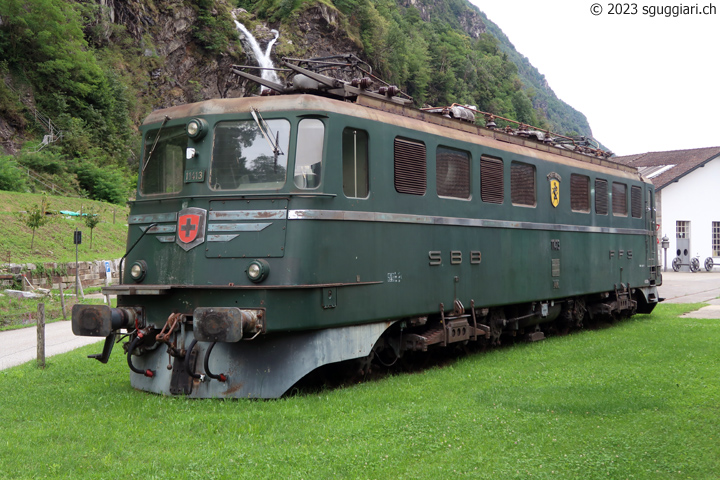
top-left (351, 77), bottom-right (373, 89)
top-left (379, 85), bottom-right (400, 97)
top-left (485, 114), bottom-right (497, 129)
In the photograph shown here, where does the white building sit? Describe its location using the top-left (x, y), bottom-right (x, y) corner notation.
top-left (614, 147), bottom-right (720, 271)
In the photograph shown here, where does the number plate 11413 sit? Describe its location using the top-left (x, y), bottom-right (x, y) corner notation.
top-left (184, 169), bottom-right (205, 183)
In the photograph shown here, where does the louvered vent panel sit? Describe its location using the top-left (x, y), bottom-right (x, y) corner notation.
top-left (612, 182), bottom-right (627, 216)
top-left (437, 148), bottom-right (470, 199)
top-left (595, 179), bottom-right (608, 215)
top-left (570, 174), bottom-right (590, 212)
top-left (511, 162), bottom-right (536, 206)
top-left (394, 138), bottom-right (426, 195)
top-left (631, 186), bottom-right (642, 218)
top-left (480, 156), bottom-right (504, 204)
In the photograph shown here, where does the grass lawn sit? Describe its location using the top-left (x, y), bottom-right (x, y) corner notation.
top-left (0, 191), bottom-right (129, 265)
top-left (0, 303), bottom-right (717, 479)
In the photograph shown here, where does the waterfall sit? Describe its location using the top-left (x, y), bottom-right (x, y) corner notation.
top-left (233, 19), bottom-right (280, 87)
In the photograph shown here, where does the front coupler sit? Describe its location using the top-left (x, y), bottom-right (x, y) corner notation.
top-left (71, 304), bottom-right (140, 363)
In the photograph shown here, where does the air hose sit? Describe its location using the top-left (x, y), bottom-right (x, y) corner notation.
top-left (203, 342), bottom-right (227, 382)
top-left (127, 333), bottom-right (154, 377)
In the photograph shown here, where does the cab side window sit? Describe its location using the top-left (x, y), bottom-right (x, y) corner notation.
top-left (294, 119), bottom-right (325, 189)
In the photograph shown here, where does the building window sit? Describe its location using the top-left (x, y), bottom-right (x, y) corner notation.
top-left (595, 178), bottom-right (608, 215)
top-left (436, 146), bottom-right (470, 199)
top-left (677, 220), bottom-right (689, 239)
top-left (342, 128), bottom-right (369, 198)
top-left (510, 161), bottom-right (536, 207)
top-left (570, 174), bottom-right (590, 213)
top-left (713, 222), bottom-right (720, 256)
top-left (480, 155), bottom-right (504, 204)
top-left (631, 186), bottom-right (643, 218)
top-left (394, 137), bottom-right (426, 195)
top-left (612, 182), bottom-right (627, 216)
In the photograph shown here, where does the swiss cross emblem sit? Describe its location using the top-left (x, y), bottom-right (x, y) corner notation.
top-left (176, 207), bottom-right (206, 251)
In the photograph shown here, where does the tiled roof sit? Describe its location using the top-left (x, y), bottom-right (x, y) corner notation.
top-left (613, 147), bottom-right (720, 190)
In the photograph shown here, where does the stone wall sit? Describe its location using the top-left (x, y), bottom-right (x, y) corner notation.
top-left (0, 259), bottom-right (122, 290)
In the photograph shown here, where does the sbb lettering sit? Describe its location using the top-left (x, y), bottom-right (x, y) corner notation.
top-left (428, 250), bottom-right (482, 266)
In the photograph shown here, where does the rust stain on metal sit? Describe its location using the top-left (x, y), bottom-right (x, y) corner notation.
top-left (256, 211), bottom-right (280, 219)
top-left (222, 381), bottom-right (245, 396)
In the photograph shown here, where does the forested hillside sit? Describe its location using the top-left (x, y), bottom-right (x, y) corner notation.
top-left (0, 0), bottom-right (597, 202)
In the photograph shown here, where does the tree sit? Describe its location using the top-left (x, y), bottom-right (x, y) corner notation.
top-left (18, 194), bottom-right (52, 250)
top-left (83, 206), bottom-right (101, 249)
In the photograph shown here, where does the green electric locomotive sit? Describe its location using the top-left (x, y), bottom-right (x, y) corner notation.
top-left (72, 57), bottom-right (661, 398)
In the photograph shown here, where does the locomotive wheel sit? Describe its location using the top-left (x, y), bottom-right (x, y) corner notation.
top-left (672, 257), bottom-right (682, 272)
top-left (690, 257), bottom-right (701, 273)
top-left (705, 257), bottom-right (714, 271)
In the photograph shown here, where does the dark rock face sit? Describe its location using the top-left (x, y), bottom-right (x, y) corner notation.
top-left (0, 118), bottom-right (20, 155)
top-left (103, 1), bottom-right (361, 106)
top-left (105, 0), bottom-right (248, 106)
top-left (292, 5), bottom-right (363, 59)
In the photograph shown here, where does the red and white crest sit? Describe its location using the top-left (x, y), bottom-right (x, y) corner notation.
top-left (176, 207), bottom-right (206, 251)
top-left (178, 214), bottom-right (200, 243)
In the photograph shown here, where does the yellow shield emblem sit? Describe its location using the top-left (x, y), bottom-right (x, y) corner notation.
top-left (550, 179), bottom-right (560, 207)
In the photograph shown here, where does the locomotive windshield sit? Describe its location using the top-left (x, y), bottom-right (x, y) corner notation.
top-left (210, 119), bottom-right (290, 190)
top-left (140, 125), bottom-right (187, 195)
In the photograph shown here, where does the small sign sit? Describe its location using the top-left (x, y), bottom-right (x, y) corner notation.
top-left (104, 261), bottom-right (111, 286)
top-left (184, 169), bottom-right (205, 183)
top-left (73, 231), bottom-right (82, 245)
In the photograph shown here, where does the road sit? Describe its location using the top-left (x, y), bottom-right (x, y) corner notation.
top-left (0, 320), bottom-right (101, 370)
top-left (657, 270), bottom-right (720, 319)
top-left (1, 271), bottom-right (719, 370)
top-left (658, 270), bottom-right (720, 304)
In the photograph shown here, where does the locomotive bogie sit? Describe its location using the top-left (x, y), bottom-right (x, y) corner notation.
top-left (73, 94), bottom-right (660, 398)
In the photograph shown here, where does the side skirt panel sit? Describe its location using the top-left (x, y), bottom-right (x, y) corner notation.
top-left (129, 320), bottom-right (395, 399)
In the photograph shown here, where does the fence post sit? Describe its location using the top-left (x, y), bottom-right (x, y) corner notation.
top-left (58, 280), bottom-right (67, 320)
top-left (37, 303), bottom-right (45, 369)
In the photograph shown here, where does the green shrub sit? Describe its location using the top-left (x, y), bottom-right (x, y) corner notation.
top-left (75, 163), bottom-right (132, 205)
top-left (0, 156), bottom-right (27, 192)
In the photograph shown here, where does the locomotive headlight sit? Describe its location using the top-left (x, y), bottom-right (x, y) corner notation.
top-left (246, 259), bottom-right (269, 283)
top-left (129, 260), bottom-right (147, 282)
top-left (186, 118), bottom-right (208, 140)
